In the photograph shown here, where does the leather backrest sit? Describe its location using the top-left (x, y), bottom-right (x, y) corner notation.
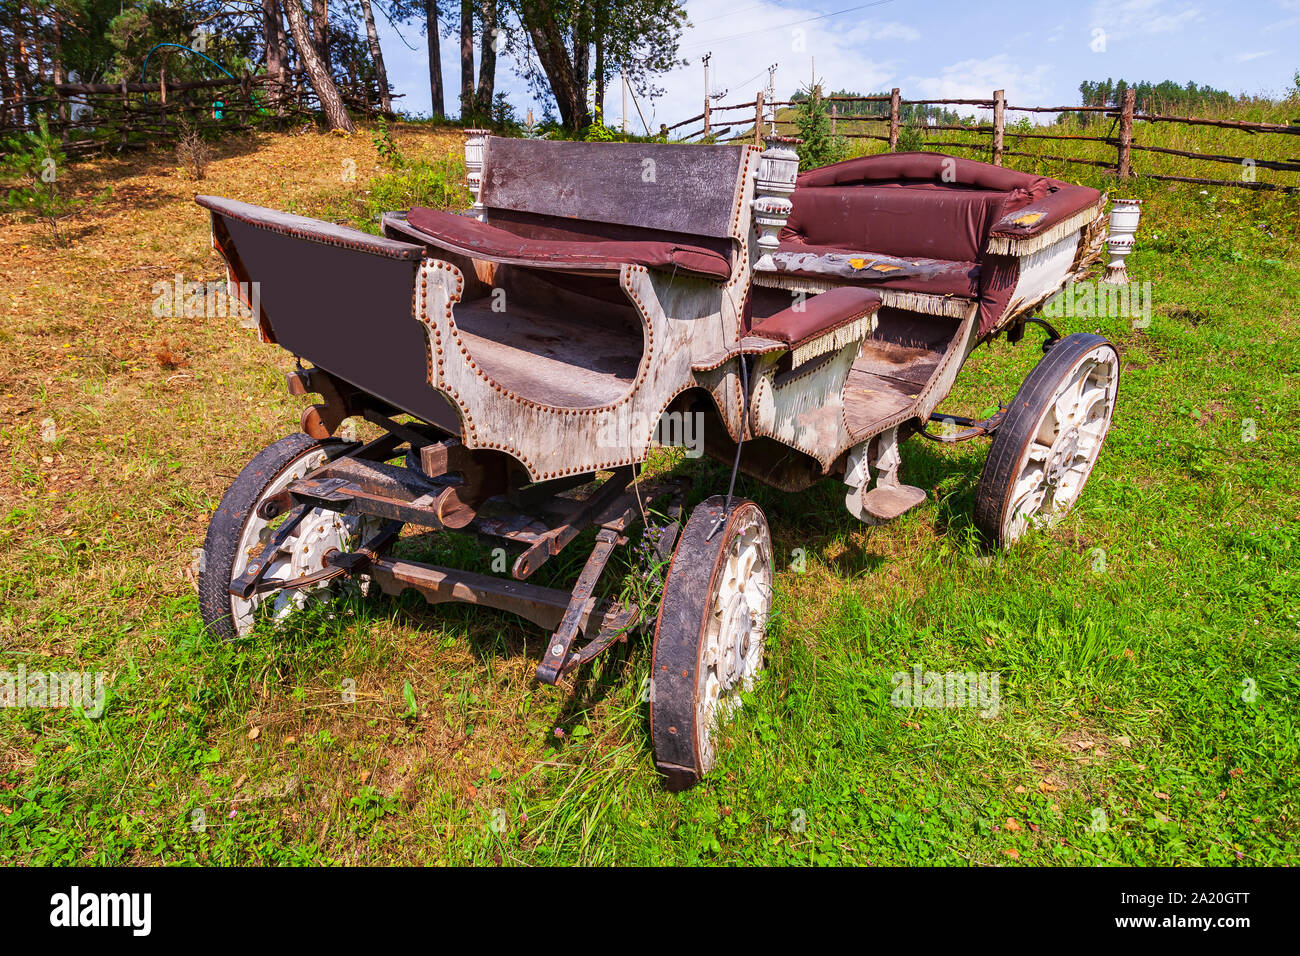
top-left (784, 184), bottom-right (1012, 263)
top-left (480, 138), bottom-right (750, 240)
top-left (782, 152), bottom-right (1054, 262)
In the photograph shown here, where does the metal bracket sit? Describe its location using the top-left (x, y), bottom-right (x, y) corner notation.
top-left (228, 505), bottom-right (310, 599)
top-left (536, 527), bottom-right (622, 685)
top-left (919, 407), bottom-right (1007, 443)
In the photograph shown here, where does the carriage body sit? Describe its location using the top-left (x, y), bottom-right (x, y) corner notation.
top-left (195, 135), bottom-right (1121, 787)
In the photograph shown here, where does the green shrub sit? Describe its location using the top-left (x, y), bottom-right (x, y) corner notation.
top-left (793, 83), bottom-right (849, 170)
top-left (363, 154), bottom-right (469, 224)
top-left (372, 115), bottom-right (404, 168)
top-left (1, 114), bottom-right (80, 245)
top-left (896, 123), bottom-right (926, 152)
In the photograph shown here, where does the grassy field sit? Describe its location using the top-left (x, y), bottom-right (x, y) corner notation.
top-left (1, 119), bottom-right (1297, 866)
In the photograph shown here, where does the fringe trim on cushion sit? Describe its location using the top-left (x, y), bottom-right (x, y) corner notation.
top-left (751, 271), bottom-right (839, 295)
top-left (752, 272), bottom-right (973, 319)
top-left (789, 314), bottom-right (874, 366)
top-left (877, 290), bottom-right (972, 318)
top-left (985, 202), bottom-right (1106, 256)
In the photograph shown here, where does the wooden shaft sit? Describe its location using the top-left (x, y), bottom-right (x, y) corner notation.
top-left (992, 89), bottom-right (1005, 166)
top-left (1118, 87), bottom-right (1136, 180)
top-left (888, 87), bottom-right (900, 151)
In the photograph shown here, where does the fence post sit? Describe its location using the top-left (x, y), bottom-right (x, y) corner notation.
top-left (1117, 87), bottom-right (1136, 180)
top-left (992, 89), bottom-right (1005, 166)
top-left (160, 65), bottom-right (167, 133)
top-left (889, 88), bottom-right (900, 151)
top-left (754, 90), bottom-right (764, 146)
top-left (831, 100), bottom-right (837, 134)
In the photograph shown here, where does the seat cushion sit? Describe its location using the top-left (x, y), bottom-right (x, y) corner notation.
top-left (406, 207), bottom-right (731, 280)
top-left (769, 244), bottom-right (980, 299)
top-left (750, 286), bottom-right (882, 350)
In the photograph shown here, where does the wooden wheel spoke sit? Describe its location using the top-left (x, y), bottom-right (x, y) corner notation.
top-left (976, 338), bottom-right (1120, 548)
top-left (651, 497), bottom-right (774, 790)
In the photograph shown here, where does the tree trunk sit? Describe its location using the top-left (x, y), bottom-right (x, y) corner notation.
top-left (459, 0), bottom-right (473, 118)
top-left (310, 0), bottom-right (329, 73)
top-left (262, 0), bottom-right (290, 110)
top-left (30, 0), bottom-right (44, 84)
top-left (13, 9), bottom-right (31, 127)
top-left (358, 0), bottom-right (390, 112)
top-left (593, 0), bottom-right (605, 124)
top-left (520, 0), bottom-right (588, 130)
top-left (572, 1), bottom-right (589, 114)
top-left (0, 27), bottom-right (11, 128)
top-left (282, 0), bottom-right (354, 131)
top-left (425, 0), bottom-right (444, 118)
top-left (474, 0), bottom-right (497, 117)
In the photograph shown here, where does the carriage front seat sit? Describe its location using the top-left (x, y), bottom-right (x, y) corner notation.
top-left (385, 137), bottom-right (754, 285)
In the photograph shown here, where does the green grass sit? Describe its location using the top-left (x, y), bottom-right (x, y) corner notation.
top-left (1, 122), bottom-right (1297, 866)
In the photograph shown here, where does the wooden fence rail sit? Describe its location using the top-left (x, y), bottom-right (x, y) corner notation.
top-left (675, 86), bottom-right (1299, 193)
top-left (3, 69), bottom-right (397, 153)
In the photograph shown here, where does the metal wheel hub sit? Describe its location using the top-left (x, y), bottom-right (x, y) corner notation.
top-left (230, 448), bottom-right (375, 634)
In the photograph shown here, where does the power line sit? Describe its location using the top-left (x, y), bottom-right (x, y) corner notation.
top-left (690, 2), bottom-right (775, 25)
top-left (721, 66), bottom-right (768, 92)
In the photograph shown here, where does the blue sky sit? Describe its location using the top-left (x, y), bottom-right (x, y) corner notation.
top-left (376, 0), bottom-right (1300, 127)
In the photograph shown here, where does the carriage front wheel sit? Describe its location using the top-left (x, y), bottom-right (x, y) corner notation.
top-left (650, 496), bottom-right (774, 790)
top-left (974, 333), bottom-right (1120, 549)
top-left (198, 433), bottom-right (384, 640)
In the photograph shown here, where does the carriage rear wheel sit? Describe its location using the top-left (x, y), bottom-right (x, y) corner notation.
top-left (650, 496), bottom-right (773, 790)
top-left (974, 333), bottom-right (1120, 549)
top-left (198, 433), bottom-right (383, 640)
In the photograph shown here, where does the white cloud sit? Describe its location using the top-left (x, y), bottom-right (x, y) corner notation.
top-left (631, 2), bottom-right (906, 132)
top-left (1229, 50), bottom-right (1275, 62)
top-left (904, 54), bottom-right (1054, 118)
top-left (1089, 0), bottom-right (1203, 39)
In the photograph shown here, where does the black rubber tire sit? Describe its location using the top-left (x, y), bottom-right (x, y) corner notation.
top-left (649, 495), bottom-right (772, 791)
top-left (974, 332), bottom-right (1119, 549)
top-left (198, 433), bottom-right (350, 641)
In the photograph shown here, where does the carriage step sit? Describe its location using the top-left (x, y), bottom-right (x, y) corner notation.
top-left (861, 484), bottom-right (927, 521)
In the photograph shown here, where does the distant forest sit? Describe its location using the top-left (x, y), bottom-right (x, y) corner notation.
top-left (790, 88), bottom-right (967, 126)
top-left (1075, 78), bottom-right (1235, 113)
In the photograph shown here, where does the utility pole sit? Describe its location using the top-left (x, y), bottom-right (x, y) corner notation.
top-left (702, 52), bottom-right (711, 135)
top-left (622, 71), bottom-right (628, 134)
top-left (767, 63), bottom-right (778, 133)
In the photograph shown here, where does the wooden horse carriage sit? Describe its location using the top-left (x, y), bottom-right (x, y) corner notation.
top-left (195, 132), bottom-right (1118, 788)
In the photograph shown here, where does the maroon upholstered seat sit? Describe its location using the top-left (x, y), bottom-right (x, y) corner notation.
top-left (405, 207), bottom-right (732, 280)
top-left (776, 152), bottom-right (1104, 334)
top-left (750, 286), bottom-right (882, 350)
top-left (765, 245), bottom-right (979, 298)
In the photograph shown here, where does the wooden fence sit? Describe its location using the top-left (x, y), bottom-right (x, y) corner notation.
top-left (663, 87), bottom-right (1300, 193)
top-left (4, 70), bottom-right (388, 155)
